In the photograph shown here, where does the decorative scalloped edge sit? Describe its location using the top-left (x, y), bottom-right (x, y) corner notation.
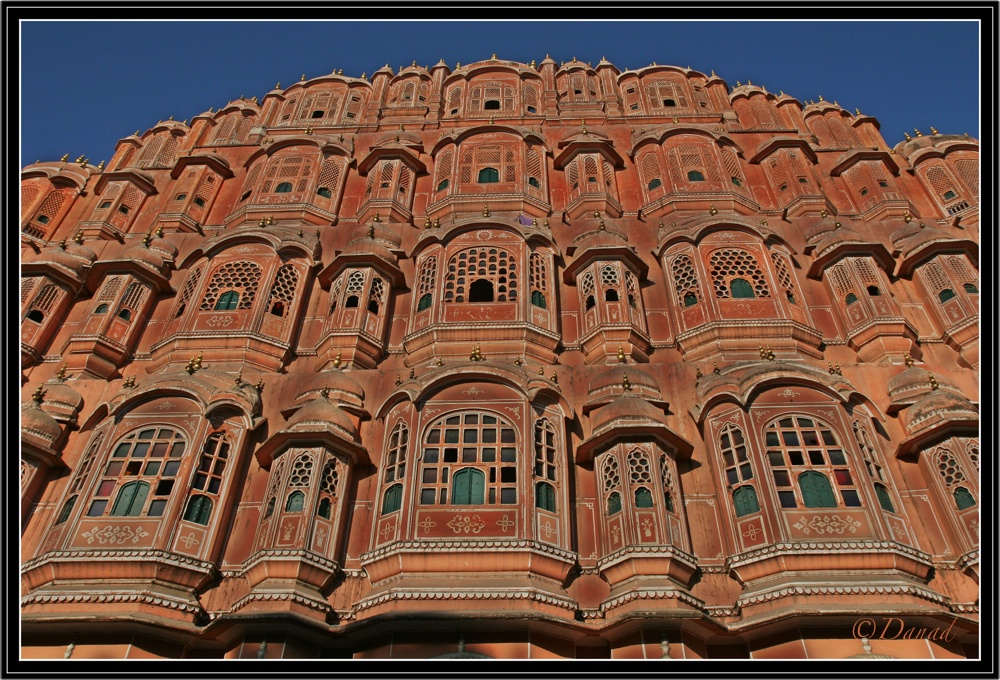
top-left (22, 548), bottom-right (217, 574)
top-left (22, 590), bottom-right (204, 615)
top-left (597, 544), bottom-right (698, 571)
top-left (727, 540), bottom-right (932, 569)
top-left (600, 586), bottom-right (705, 612)
top-left (360, 539), bottom-right (577, 564)
top-left (736, 583), bottom-right (948, 608)
top-left (229, 590), bottom-right (332, 616)
top-left (353, 587), bottom-right (577, 613)
top-left (240, 548), bottom-right (340, 574)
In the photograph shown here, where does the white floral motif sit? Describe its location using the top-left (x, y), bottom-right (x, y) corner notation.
top-left (792, 514), bottom-right (862, 535)
top-left (418, 516), bottom-right (437, 533)
top-left (610, 524), bottom-right (621, 546)
top-left (446, 515), bottom-right (486, 534)
top-left (154, 401), bottom-right (175, 411)
top-left (496, 515), bottom-right (515, 532)
top-left (742, 523), bottom-right (762, 540)
top-left (177, 533), bottom-right (201, 549)
top-left (779, 388), bottom-right (800, 399)
top-left (464, 387), bottom-right (483, 396)
top-left (379, 523), bottom-right (395, 540)
top-left (314, 526), bottom-right (328, 549)
top-left (539, 520), bottom-right (556, 539)
top-left (206, 315), bottom-right (235, 328)
top-left (641, 518), bottom-right (654, 538)
top-left (81, 525), bottom-right (150, 545)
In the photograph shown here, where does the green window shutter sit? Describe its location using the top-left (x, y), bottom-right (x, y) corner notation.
top-left (875, 484), bottom-right (895, 513)
top-left (954, 487), bottom-right (975, 510)
top-left (535, 482), bottom-right (556, 512)
top-left (452, 469), bottom-right (485, 505)
top-left (634, 487), bottom-right (653, 508)
top-left (111, 481), bottom-right (149, 517)
top-left (799, 471), bottom-right (837, 508)
top-left (730, 278), bottom-right (755, 299)
top-left (607, 491), bottom-right (622, 516)
top-left (382, 484), bottom-right (402, 514)
top-left (733, 485), bottom-right (759, 517)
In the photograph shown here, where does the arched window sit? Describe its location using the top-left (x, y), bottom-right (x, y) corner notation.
top-left (275, 182), bottom-right (293, 193)
top-left (117, 309), bottom-right (131, 321)
top-left (730, 278), bottom-right (754, 299)
top-left (200, 261), bottom-right (262, 312)
top-left (874, 483), bottom-right (895, 513)
top-left (845, 293), bottom-right (859, 305)
top-left (469, 279), bottom-right (495, 302)
top-left (95, 304), bottom-right (109, 314)
top-left (954, 487), bottom-right (975, 510)
top-left (536, 482), bottom-right (556, 512)
top-left (939, 288), bottom-right (956, 302)
top-left (634, 487), bottom-right (653, 507)
top-left (419, 412), bottom-right (518, 506)
top-left (417, 293), bottom-right (433, 311)
top-left (444, 248), bottom-right (517, 303)
top-left (866, 285), bottom-right (881, 296)
top-left (183, 495), bottom-right (213, 525)
top-left (531, 290), bottom-right (546, 308)
top-left (382, 484), bottom-right (402, 514)
top-left (765, 416), bottom-right (860, 509)
top-left (733, 485), bottom-right (760, 517)
top-left (110, 481), bottom-right (150, 517)
top-left (87, 428), bottom-right (186, 518)
top-left (607, 491), bottom-right (622, 515)
top-left (671, 254), bottom-right (700, 307)
top-left (683, 293), bottom-right (698, 307)
top-left (602, 454), bottom-right (622, 516)
top-left (452, 468), bottom-right (486, 505)
top-left (799, 470), bottom-right (837, 508)
top-left (687, 170), bottom-right (705, 182)
top-left (478, 167), bottom-right (500, 183)
top-left (215, 290), bottom-right (240, 311)
top-left (285, 490), bottom-right (305, 512)
top-left (648, 178), bottom-right (662, 190)
top-left (605, 289), bottom-right (619, 302)
top-left (963, 283), bottom-right (978, 294)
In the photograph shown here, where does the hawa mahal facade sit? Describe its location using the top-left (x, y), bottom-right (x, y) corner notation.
top-left (19, 55), bottom-right (979, 660)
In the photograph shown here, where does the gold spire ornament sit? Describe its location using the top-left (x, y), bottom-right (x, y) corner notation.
top-left (617, 345), bottom-right (626, 363)
top-left (903, 353), bottom-right (914, 367)
top-left (622, 373), bottom-right (632, 392)
top-left (435, 356), bottom-right (444, 366)
top-left (709, 204), bottom-right (718, 216)
top-left (31, 385), bottom-right (46, 404)
top-left (333, 351), bottom-right (342, 369)
top-left (713, 362), bottom-right (721, 375)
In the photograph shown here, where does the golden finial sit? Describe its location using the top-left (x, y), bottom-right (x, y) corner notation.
top-left (672, 116), bottom-right (678, 123)
top-left (550, 372), bottom-right (558, 384)
top-left (305, 126), bottom-right (313, 135)
top-left (141, 231), bottom-right (153, 248)
top-left (298, 229), bottom-right (304, 237)
top-left (435, 356), bottom-right (444, 366)
top-left (855, 108), bottom-right (861, 116)
top-left (433, 218), bottom-right (441, 229)
top-left (598, 219), bottom-right (606, 231)
top-left (930, 126), bottom-right (939, 135)
top-left (360, 73), bottom-right (366, 80)
top-left (409, 367), bottom-right (415, 379)
top-left (55, 364), bottom-right (67, 382)
top-left (482, 205), bottom-right (490, 217)
top-left (711, 69), bottom-right (716, 76)
top-left (185, 355), bottom-right (197, 374)
top-left (581, 120), bottom-right (587, 134)
top-left (928, 373), bottom-right (939, 391)
top-left (759, 344), bottom-right (767, 359)
top-left (31, 384), bottom-right (46, 405)
top-left (234, 370), bottom-right (244, 386)
top-left (368, 223), bottom-right (376, 238)
top-left (255, 379), bottom-right (265, 393)
top-left (301, 73), bottom-right (306, 81)
top-left (514, 356), bottom-right (523, 366)
top-left (622, 373), bottom-right (632, 392)
top-left (709, 204), bottom-right (718, 216)
top-left (60, 153), bottom-right (69, 162)
top-left (424, 216), bottom-right (432, 229)
top-left (834, 220), bottom-right (842, 229)
top-left (539, 365), bottom-right (546, 376)
top-left (123, 375), bottom-right (136, 389)
top-left (193, 352), bottom-right (203, 370)
top-left (695, 366), bottom-right (703, 379)
top-left (74, 231), bottom-right (84, 245)
top-left (530, 60), bottom-right (536, 68)
top-left (489, 116), bottom-right (494, 124)
top-left (267, 215), bottom-right (274, 226)
top-left (319, 386), bottom-right (331, 399)
top-left (914, 128), bottom-right (922, 137)
top-left (75, 155), bottom-right (84, 163)
top-left (333, 350), bottom-right (342, 369)
top-left (543, 219), bottom-right (549, 228)
top-left (818, 94), bottom-right (824, 101)
top-left (918, 221), bottom-right (926, 229)
top-left (532, 217), bottom-right (538, 227)
top-left (820, 209), bottom-right (828, 218)
top-left (617, 345), bottom-right (626, 363)
top-left (259, 217), bottom-right (267, 227)
top-left (903, 131), bottom-right (912, 141)
top-left (713, 362), bottom-right (720, 375)
top-left (373, 211), bottom-right (380, 223)
top-left (760, 219), bottom-right (768, 227)
top-left (395, 374), bottom-right (403, 385)
top-left (455, 62), bottom-right (461, 69)
top-left (736, 81), bottom-right (741, 87)
top-left (97, 160), bottom-right (105, 170)
top-left (58, 238), bottom-right (67, 250)
top-left (338, 69), bottom-right (344, 75)
top-left (903, 353), bottom-right (914, 367)
top-left (903, 211), bottom-right (912, 223)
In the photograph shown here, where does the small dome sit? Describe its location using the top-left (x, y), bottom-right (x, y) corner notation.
top-left (340, 236), bottom-right (398, 267)
top-left (802, 214), bottom-right (845, 244)
top-left (41, 380), bottom-right (84, 419)
top-left (21, 402), bottom-right (62, 444)
top-left (900, 389), bottom-right (978, 434)
top-left (890, 220), bottom-right (957, 251)
top-left (122, 241), bottom-right (170, 274)
top-left (286, 396), bottom-right (358, 440)
top-left (591, 394), bottom-right (667, 434)
top-left (887, 366), bottom-right (959, 402)
top-left (364, 222), bottom-right (402, 249)
top-left (323, 370), bottom-right (366, 408)
top-left (39, 242), bottom-right (96, 280)
top-left (589, 364), bottom-right (660, 397)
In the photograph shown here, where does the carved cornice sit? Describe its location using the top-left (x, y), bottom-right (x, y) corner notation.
top-left (22, 590), bottom-right (204, 616)
top-left (360, 539), bottom-right (577, 566)
top-left (353, 586), bottom-right (577, 614)
top-left (727, 540), bottom-right (933, 571)
top-left (600, 586), bottom-right (705, 613)
top-left (737, 582), bottom-right (948, 609)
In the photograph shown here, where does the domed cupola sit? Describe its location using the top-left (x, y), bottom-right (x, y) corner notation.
top-left (803, 213), bottom-right (893, 277)
top-left (889, 218), bottom-right (977, 278)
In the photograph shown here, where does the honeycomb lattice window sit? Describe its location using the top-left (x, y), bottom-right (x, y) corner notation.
top-left (659, 453), bottom-right (676, 512)
top-left (199, 261), bottom-right (262, 311)
top-left (580, 271), bottom-right (596, 307)
top-left (288, 451), bottom-right (315, 487)
top-left (444, 247), bottom-right (517, 303)
top-left (135, 137), bottom-right (165, 168)
top-left (771, 251), bottom-right (799, 303)
top-left (600, 264), bottom-right (620, 288)
top-left (459, 144), bottom-right (517, 186)
top-left (669, 146), bottom-right (721, 183)
top-left (921, 261), bottom-right (950, 295)
top-left (266, 264), bottom-right (299, 317)
top-left (529, 252), bottom-right (548, 295)
top-left (120, 185), bottom-right (143, 213)
top-left (750, 97), bottom-right (778, 128)
top-left (97, 275), bottom-right (125, 303)
top-left (853, 258), bottom-right (881, 288)
top-left (154, 136), bottom-right (178, 168)
top-left (28, 284), bottom-right (60, 315)
top-left (22, 186), bottom-right (40, 218)
top-left (263, 457), bottom-right (287, 517)
top-left (174, 267), bottom-right (203, 317)
top-left (317, 158), bottom-right (343, 199)
top-left (955, 159), bottom-right (978, 195)
top-left (368, 276), bottom-right (385, 313)
top-left (434, 150), bottom-right (453, 191)
top-left (945, 255), bottom-right (977, 286)
top-left (213, 116), bottom-right (237, 144)
top-left (627, 449), bottom-right (653, 484)
top-left (525, 149), bottom-right (543, 190)
top-left (31, 190), bottom-right (69, 231)
top-left (117, 282), bottom-right (149, 318)
top-left (925, 166), bottom-right (960, 201)
top-left (447, 87), bottom-right (463, 115)
top-left (241, 164), bottom-right (263, 199)
top-left (21, 278), bottom-right (38, 306)
top-left (829, 263), bottom-right (856, 297)
top-left (968, 444), bottom-right (979, 470)
top-left (346, 270), bottom-right (365, 296)
top-left (709, 249), bottom-right (770, 298)
top-left (320, 458), bottom-right (340, 496)
top-left (624, 270), bottom-right (640, 308)
top-left (723, 150), bottom-right (746, 187)
top-left (469, 81), bottom-right (515, 113)
top-left (328, 277), bottom-right (343, 312)
top-left (640, 153), bottom-right (662, 191)
top-left (261, 156), bottom-right (313, 195)
top-left (671, 254), bottom-right (700, 305)
top-left (934, 449), bottom-right (965, 486)
top-left (566, 162), bottom-right (580, 192)
top-left (602, 454), bottom-right (621, 492)
top-left (523, 83), bottom-right (539, 113)
top-left (416, 255), bottom-right (437, 310)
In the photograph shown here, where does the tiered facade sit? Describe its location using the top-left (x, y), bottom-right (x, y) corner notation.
top-left (20, 55), bottom-right (979, 660)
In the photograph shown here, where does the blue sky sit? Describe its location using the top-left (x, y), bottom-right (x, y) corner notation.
top-left (19, 20), bottom-right (982, 167)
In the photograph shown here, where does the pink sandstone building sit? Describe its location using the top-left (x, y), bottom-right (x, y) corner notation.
top-left (19, 55), bottom-right (979, 660)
